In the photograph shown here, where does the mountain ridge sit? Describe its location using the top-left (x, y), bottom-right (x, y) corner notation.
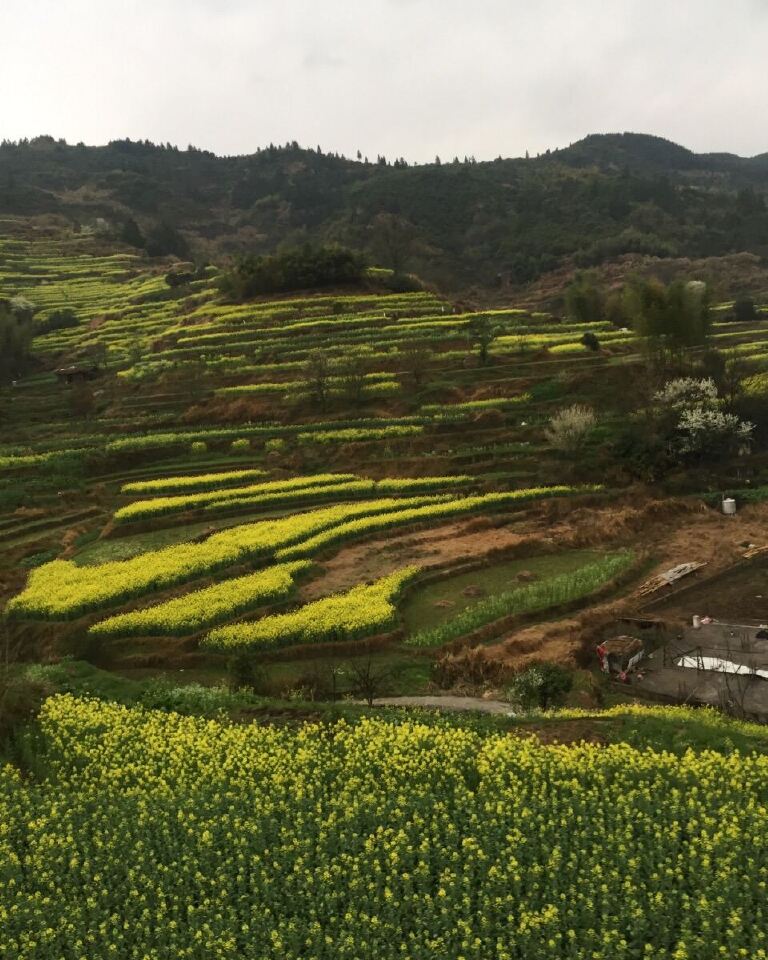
top-left (2, 131), bottom-right (767, 291)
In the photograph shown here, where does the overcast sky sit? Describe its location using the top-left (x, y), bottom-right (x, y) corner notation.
top-left (2, 0), bottom-right (767, 162)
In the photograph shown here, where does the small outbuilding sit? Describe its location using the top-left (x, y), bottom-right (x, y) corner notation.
top-left (55, 364), bottom-right (101, 385)
top-left (597, 636), bottom-right (645, 676)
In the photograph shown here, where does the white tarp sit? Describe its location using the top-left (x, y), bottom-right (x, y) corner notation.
top-left (676, 655), bottom-right (768, 681)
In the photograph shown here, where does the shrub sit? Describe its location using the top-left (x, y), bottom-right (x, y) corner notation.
top-left (265, 438), bottom-right (287, 455)
top-left (230, 438), bottom-right (250, 453)
top-left (190, 441), bottom-right (207, 457)
top-left (545, 404), bottom-right (597, 450)
top-left (654, 378), bottom-right (754, 458)
top-left (654, 377), bottom-right (719, 413)
top-left (35, 308), bottom-right (79, 336)
top-left (505, 661), bottom-right (573, 710)
top-left (733, 297), bottom-right (757, 323)
top-left (138, 680), bottom-right (248, 716)
top-left (675, 407), bottom-right (753, 457)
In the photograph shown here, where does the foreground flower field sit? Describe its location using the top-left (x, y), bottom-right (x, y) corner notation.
top-left (2, 696), bottom-right (767, 959)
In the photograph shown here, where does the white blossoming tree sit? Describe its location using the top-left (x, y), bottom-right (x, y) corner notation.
top-left (545, 404), bottom-right (597, 451)
top-left (654, 377), bottom-right (753, 458)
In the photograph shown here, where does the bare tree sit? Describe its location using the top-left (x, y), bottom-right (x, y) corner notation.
top-left (303, 350), bottom-right (331, 410)
top-left (467, 316), bottom-right (498, 367)
top-left (347, 655), bottom-right (393, 706)
top-left (336, 352), bottom-right (369, 406)
top-left (399, 342), bottom-right (432, 390)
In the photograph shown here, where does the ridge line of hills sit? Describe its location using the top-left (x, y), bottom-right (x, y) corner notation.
top-left (3, 131), bottom-right (768, 292)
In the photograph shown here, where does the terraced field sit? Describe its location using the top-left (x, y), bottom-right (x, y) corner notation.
top-left (2, 226), bottom-right (768, 694)
top-left (6, 221), bottom-right (768, 960)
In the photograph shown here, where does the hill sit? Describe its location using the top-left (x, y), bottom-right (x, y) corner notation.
top-left (3, 131), bottom-right (768, 291)
top-left (3, 198), bottom-right (768, 958)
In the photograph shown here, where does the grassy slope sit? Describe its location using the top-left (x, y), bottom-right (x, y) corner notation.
top-left (13, 660), bottom-right (768, 759)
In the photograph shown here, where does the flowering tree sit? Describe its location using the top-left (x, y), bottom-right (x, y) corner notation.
top-left (654, 377), bottom-right (719, 413)
top-left (655, 377), bottom-right (753, 458)
top-left (675, 407), bottom-right (753, 456)
top-left (545, 404), bottom-right (597, 450)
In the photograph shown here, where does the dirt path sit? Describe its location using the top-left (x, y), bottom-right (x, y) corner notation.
top-left (371, 695), bottom-right (515, 715)
top-left (300, 495), bottom-right (761, 603)
top-left (299, 517), bottom-right (532, 600)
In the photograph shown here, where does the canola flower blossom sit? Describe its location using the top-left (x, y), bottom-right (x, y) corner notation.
top-left (114, 474), bottom-right (472, 524)
top-left (2, 696), bottom-right (768, 959)
top-left (7, 487), bottom-right (588, 621)
top-left (204, 565), bottom-right (420, 650)
top-left (114, 474), bottom-right (363, 522)
top-left (122, 467), bottom-right (270, 495)
top-left (5, 496), bottom-right (446, 620)
top-left (88, 560), bottom-right (311, 637)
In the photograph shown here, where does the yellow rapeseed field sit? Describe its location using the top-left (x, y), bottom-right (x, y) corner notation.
top-left (2, 696), bottom-right (767, 959)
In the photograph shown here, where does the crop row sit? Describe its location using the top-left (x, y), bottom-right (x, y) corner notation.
top-left (115, 473), bottom-right (359, 522)
top-left (408, 551), bottom-right (636, 646)
top-left (215, 371), bottom-right (397, 397)
top-left (116, 474), bottom-right (474, 523)
top-left (420, 394), bottom-right (531, 415)
top-left (6, 496), bottom-right (447, 620)
top-left (274, 487), bottom-right (594, 561)
top-left (105, 416), bottom-right (433, 454)
top-left (122, 467), bottom-right (270, 495)
top-left (296, 424), bottom-right (423, 444)
top-left (88, 561), bottom-right (311, 638)
top-left (203, 566), bottom-right (420, 650)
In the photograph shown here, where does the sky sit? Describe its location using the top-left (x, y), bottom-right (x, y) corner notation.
top-left (2, 0), bottom-right (767, 162)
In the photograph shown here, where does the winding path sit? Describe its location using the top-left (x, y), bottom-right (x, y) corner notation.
top-left (371, 695), bottom-right (515, 715)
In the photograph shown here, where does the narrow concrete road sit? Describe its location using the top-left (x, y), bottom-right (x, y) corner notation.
top-left (371, 695), bottom-right (515, 715)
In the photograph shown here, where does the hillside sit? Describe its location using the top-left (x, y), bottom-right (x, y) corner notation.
top-left (3, 208), bottom-right (768, 957)
top-left (3, 131), bottom-right (768, 291)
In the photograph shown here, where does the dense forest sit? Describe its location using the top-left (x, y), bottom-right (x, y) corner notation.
top-left (2, 132), bottom-right (768, 290)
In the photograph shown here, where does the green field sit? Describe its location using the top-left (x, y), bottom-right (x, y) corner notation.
top-left (3, 221), bottom-right (768, 960)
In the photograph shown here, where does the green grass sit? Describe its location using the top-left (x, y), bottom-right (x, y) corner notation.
top-left (406, 550), bottom-right (636, 646)
top-left (400, 551), bottom-right (606, 635)
top-left (15, 661), bottom-right (768, 758)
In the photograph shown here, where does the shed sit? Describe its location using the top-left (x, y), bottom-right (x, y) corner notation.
top-left (597, 636), bottom-right (645, 675)
top-left (55, 364), bottom-right (100, 385)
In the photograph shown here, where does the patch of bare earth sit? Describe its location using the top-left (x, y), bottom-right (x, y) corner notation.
top-left (297, 517), bottom-right (532, 600)
top-left (509, 719), bottom-right (609, 746)
top-left (296, 494), bottom-right (768, 670)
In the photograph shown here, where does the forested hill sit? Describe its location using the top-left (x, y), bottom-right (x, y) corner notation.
top-left (2, 131), bottom-right (768, 290)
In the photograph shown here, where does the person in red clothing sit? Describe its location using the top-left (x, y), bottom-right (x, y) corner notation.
top-left (596, 643), bottom-right (608, 672)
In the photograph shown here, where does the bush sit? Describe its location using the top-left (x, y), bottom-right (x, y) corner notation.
top-left (35, 308), bottom-right (79, 335)
top-left (654, 378), bottom-right (754, 458)
top-left (219, 244), bottom-right (366, 300)
top-left (654, 377), bottom-right (719, 413)
top-left (505, 661), bottom-right (573, 710)
top-left (138, 680), bottom-right (247, 716)
top-left (733, 297), bottom-right (757, 323)
top-left (545, 404), bottom-right (597, 450)
top-left (265, 438), bottom-right (287, 455)
top-left (190, 441), bottom-right (207, 457)
top-left (230, 438), bottom-right (250, 454)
